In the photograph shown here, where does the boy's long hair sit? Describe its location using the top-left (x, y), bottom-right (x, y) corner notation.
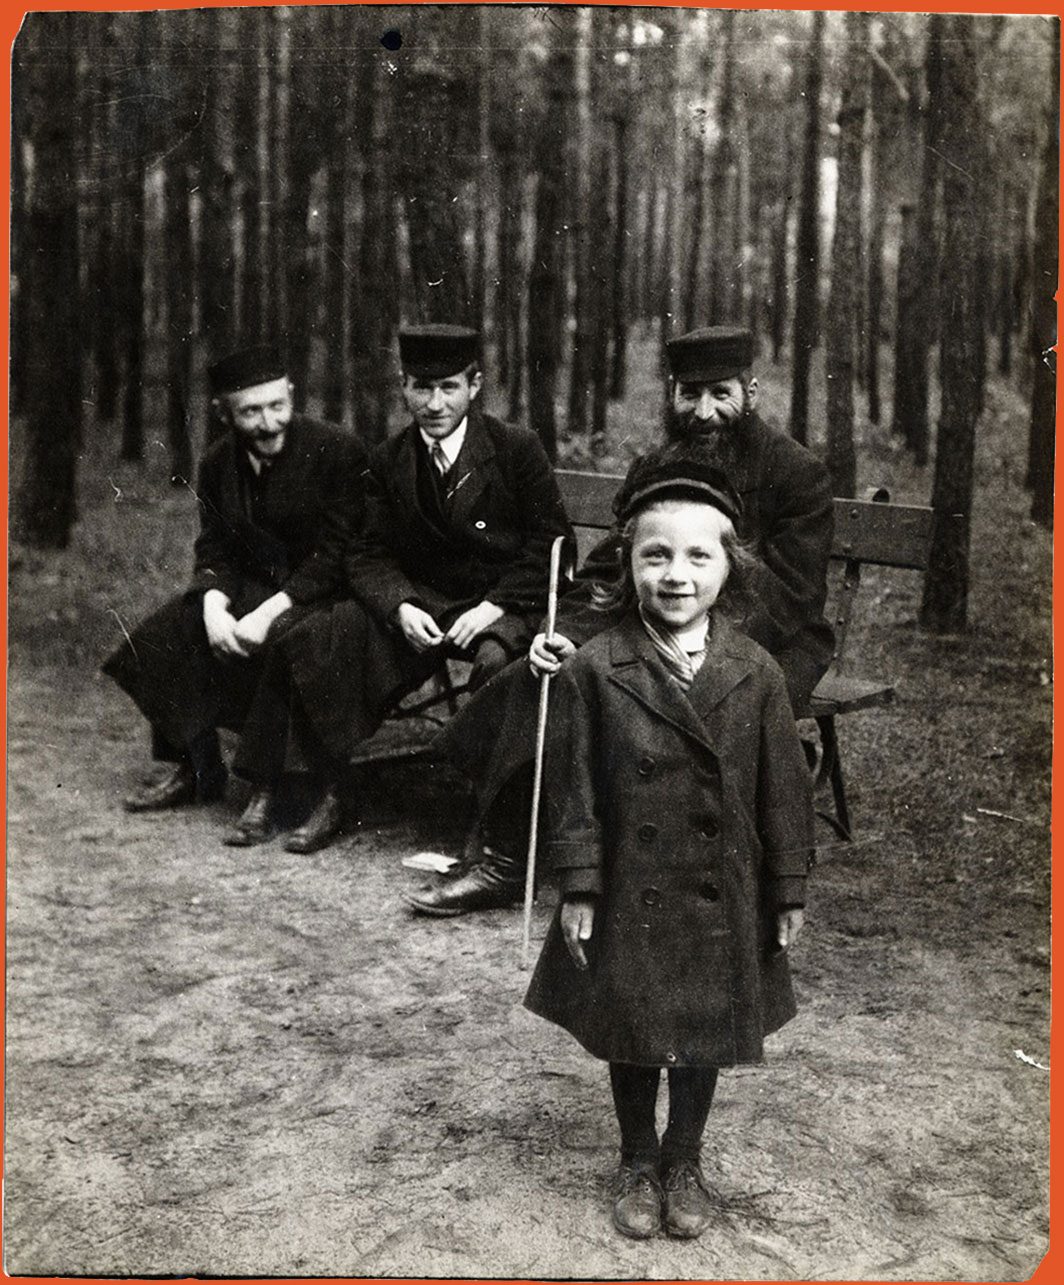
top-left (591, 498), bottom-right (760, 621)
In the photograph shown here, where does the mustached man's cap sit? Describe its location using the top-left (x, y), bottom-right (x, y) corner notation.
top-left (208, 344), bottom-right (287, 396)
top-left (399, 324), bottom-right (480, 379)
top-left (666, 326), bottom-right (753, 384)
top-left (614, 446), bottom-right (743, 526)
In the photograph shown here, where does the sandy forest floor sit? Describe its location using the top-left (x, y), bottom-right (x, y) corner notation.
top-left (4, 351), bottom-right (1052, 1279)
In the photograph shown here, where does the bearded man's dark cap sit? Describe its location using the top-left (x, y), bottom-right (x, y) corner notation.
top-left (207, 343), bottom-right (288, 396)
top-left (666, 325), bottom-right (754, 383)
top-left (614, 445), bottom-right (743, 526)
top-left (399, 324), bottom-right (480, 379)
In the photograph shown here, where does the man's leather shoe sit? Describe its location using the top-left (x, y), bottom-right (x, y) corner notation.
top-left (611, 1161), bottom-right (663, 1240)
top-left (661, 1158), bottom-right (713, 1239)
top-left (124, 762), bottom-right (226, 812)
top-left (284, 788), bottom-right (343, 854)
top-left (402, 847), bottom-right (525, 916)
top-left (223, 787), bottom-right (274, 847)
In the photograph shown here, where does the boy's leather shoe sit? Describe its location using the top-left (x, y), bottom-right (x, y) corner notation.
top-left (223, 787), bottom-right (274, 846)
top-left (125, 762), bottom-right (226, 812)
top-left (401, 848), bottom-right (524, 916)
top-left (661, 1158), bottom-right (713, 1238)
top-left (284, 788), bottom-right (342, 854)
top-left (611, 1161), bottom-right (663, 1239)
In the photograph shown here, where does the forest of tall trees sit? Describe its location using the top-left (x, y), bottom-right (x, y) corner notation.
top-left (9, 5), bottom-right (1059, 631)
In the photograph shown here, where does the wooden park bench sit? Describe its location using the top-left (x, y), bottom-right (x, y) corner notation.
top-left (357, 468), bottom-right (934, 842)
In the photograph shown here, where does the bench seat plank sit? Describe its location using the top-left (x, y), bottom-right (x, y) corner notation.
top-left (808, 672), bottom-right (896, 717)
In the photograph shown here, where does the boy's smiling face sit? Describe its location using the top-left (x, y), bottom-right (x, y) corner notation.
top-left (631, 500), bottom-right (731, 632)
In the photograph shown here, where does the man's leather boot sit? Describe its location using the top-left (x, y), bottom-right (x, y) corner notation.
top-left (223, 787), bottom-right (274, 847)
top-left (402, 846), bottom-right (525, 916)
top-left (284, 786), bottom-right (343, 854)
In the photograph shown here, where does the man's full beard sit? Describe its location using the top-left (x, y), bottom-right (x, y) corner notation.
top-left (663, 401), bottom-right (754, 476)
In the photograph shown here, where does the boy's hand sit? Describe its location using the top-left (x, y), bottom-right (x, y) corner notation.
top-left (776, 908), bottom-right (805, 950)
top-left (529, 631), bottom-right (576, 676)
top-left (561, 896), bottom-right (596, 969)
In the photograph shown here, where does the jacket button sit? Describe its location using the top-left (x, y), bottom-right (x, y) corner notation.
top-left (666, 1051), bottom-right (677, 1063)
top-left (637, 757), bottom-right (656, 777)
top-left (697, 815), bottom-right (719, 839)
top-left (641, 887), bottom-right (661, 906)
top-left (638, 822), bottom-right (658, 842)
top-left (700, 882), bottom-right (720, 902)
top-left (474, 520), bottom-right (487, 529)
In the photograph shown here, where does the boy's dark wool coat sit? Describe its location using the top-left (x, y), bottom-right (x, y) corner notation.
top-left (272, 408), bottom-right (573, 761)
top-left (524, 613), bottom-right (815, 1069)
top-left (102, 415), bottom-right (367, 752)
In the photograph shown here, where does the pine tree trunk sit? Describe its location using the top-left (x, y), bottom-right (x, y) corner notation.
top-left (321, 5), bottom-right (350, 425)
top-left (351, 43), bottom-right (398, 445)
top-left (14, 12), bottom-right (82, 548)
top-left (527, 24), bottom-right (570, 461)
top-left (567, 6), bottom-right (594, 437)
top-left (237, 6), bottom-right (272, 343)
top-left (609, 39), bottom-right (635, 401)
top-left (789, 10), bottom-right (824, 444)
top-left (866, 58), bottom-right (892, 426)
top-left (120, 166), bottom-right (147, 461)
top-left (1027, 23), bottom-right (1058, 527)
top-left (162, 10), bottom-right (194, 482)
top-left (895, 14), bottom-right (945, 465)
top-left (824, 10), bottom-right (869, 497)
top-left (199, 7), bottom-right (239, 362)
top-left (91, 15), bottom-right (120, 424)
top-left (921, 17), bottom-right (984, 632)
top-left (473, 6), bottom-right (492, 337)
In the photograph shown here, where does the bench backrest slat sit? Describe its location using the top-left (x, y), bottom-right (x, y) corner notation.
top-left (556, 469), bottom-right (934, 571)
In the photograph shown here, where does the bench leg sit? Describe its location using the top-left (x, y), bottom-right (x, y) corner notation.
top-left (814, 714), bottom-right (853, 842)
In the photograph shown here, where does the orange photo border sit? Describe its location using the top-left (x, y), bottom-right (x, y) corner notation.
top-left (0, 2), bottom-right (1057, 1284)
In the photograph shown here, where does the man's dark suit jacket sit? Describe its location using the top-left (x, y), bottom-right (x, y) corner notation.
top-left (103, 414), bottom-right (367, 756)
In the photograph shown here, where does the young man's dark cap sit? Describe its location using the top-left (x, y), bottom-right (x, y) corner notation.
top-left (398, 324), bottom-right (480, 380)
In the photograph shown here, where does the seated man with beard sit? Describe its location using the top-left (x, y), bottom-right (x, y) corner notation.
top-left (404, 325), bottom-right (834, 917)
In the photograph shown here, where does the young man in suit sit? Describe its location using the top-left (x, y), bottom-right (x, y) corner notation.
top-left (226, 324), bottom-right (573, 854)
top-left (104, 344), bottom-right (366, 812)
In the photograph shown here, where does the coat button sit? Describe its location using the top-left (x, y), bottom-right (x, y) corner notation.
top-left (700, 881), bottom-right (720, 902)
top-left (637, 757), bottom-right (656, 777)
top-left (666, 1051), bottom-right (677, 1063)
top-left (638, 822), bottom-right (658, 842)
top-left (641, 887), bottom-right (661, 906)
top-left (474, 520), bottom-right (487, 529)
top-left (696, 815), bottom-right (719, 839)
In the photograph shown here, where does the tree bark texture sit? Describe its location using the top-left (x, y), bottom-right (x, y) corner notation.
top-left (824, 10), bottom-right (869, 498)
top-left (789, 10), bottom-right (824, 445)
top-left (527, 19), bottom-right (571, 461)
top-left (893, 14), bottom-right (945, 464)
top-left (14, 12), bottom-right (83, 548)
top-left (921, 17), bottom-right (984, 632)
top-left (1026, 23), bottom-right (1059, 527)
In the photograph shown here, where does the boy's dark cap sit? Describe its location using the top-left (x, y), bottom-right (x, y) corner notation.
top-left (399, 324), bottom-right (480, 379)
top-left (208, 343), bottom-right (287, 396)
top-left (666, 325), bottom-right (753, 383)
top-left (614, 448), bottom-right (743, 526)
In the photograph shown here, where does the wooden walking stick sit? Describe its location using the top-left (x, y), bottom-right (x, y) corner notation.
top-left (522, 535), bottom-right (568, 969)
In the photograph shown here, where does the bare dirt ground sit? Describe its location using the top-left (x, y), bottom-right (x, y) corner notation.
top-left (4, 356), bottom-right (1051, 1279)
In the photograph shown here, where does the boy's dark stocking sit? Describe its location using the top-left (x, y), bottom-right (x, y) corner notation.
top-left (660, 1067), bottom-right (718, 1239)
top-left (609, 1062), bottom-right (662, 1164)
top-left (661, 1066), bottom-right (718, 1163)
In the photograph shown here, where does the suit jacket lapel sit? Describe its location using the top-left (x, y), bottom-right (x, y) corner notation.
top-left (446, 408), bottom-right (495, 523)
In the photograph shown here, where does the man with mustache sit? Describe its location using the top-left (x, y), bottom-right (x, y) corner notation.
top-left (406, 324), bottom-right (833, 916)
top-left (104, 343), bottom-right (366, 812)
